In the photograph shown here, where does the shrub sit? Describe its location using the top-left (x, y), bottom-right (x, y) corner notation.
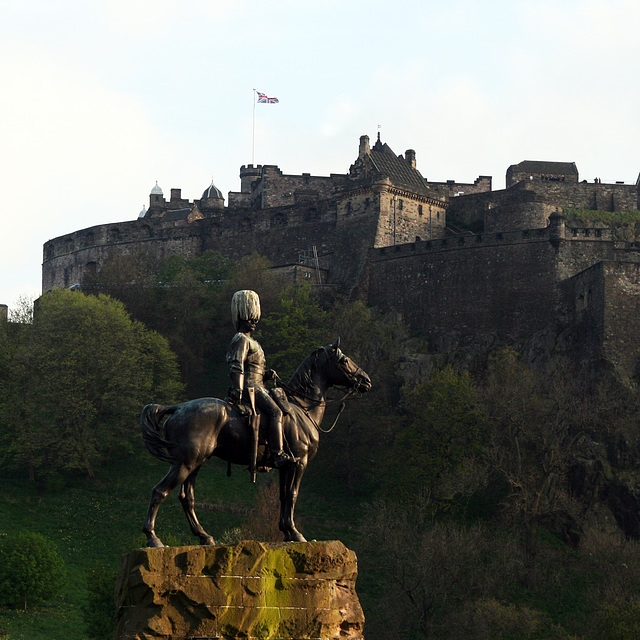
top-left (0, 531), bottom-right (65, 609)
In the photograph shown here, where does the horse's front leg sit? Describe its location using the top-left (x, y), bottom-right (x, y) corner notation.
top-left (178, 466), bottom-right (215, 545)
top-left (143, 463), bottom-right (192, 548)
top-left (279, 460), bottom-right (307, 543)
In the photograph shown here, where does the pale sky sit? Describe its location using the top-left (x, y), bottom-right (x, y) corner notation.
top-left (2, 0), bottom-right (640, 313)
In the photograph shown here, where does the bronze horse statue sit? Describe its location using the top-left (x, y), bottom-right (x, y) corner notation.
top-left (140, 339), bottom-right (371, 547)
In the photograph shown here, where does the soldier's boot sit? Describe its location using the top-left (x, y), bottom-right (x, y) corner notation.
top-left (269, 417), bottom-right (296, 468)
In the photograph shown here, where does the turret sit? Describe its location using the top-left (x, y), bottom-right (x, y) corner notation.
top-left (359, 135), bottom-right (370, 159)
top-left (240, 165), bottom-right (262, 193)
top-left (549, 210), bottom-right (566, 247)
top-left (200, 181), bottom-right (225, 213)
top-left (148, 181), bottom-right (165, 214)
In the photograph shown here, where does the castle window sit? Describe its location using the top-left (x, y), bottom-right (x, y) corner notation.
top-left (398, 199), bottom-right (403, 211)
top-left (272, 212), bottom-right (287, 227)
top-left (305, 207), bottom-right (319, 222)
top-left (364, 198), bottom-right (370, 209)
top-left (346, 202), bottom-right (352, 215)
top-left (418, 205), bottom-right (423, 216)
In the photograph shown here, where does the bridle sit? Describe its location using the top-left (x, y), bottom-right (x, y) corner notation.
top-left (275, 347), bottom-right (368, 433)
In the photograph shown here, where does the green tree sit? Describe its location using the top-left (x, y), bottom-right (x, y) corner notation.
top-left (83, 566), bottom-right (118, 640)
top-left (389, 366), bottom-right (486, 505)
top-left (260, 284), bottom-right (330, 378)
top-left (1, 290), bottom-right (183, 479)
top-left (0, 532), bottom-right (65, 610)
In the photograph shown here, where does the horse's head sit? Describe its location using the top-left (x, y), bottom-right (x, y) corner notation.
top-left (322, 338), bottom-right (372, 394)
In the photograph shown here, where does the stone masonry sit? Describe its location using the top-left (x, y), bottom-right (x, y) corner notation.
top-left (41, 137), bottom-right (640, 377)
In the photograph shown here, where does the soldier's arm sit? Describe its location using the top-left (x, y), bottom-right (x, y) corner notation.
top-left (227, 334), bottom-right (250, 403)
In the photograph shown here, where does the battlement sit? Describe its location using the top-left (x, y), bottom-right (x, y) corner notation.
top-left (371, 221), bottom-right (617, 262)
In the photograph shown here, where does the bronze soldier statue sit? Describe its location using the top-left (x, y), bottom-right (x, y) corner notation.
top-left (226, 290), bottom-right (295, 468)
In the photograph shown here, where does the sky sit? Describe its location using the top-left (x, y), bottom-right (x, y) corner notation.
top-left (2, 0), bottom-right (640, 313)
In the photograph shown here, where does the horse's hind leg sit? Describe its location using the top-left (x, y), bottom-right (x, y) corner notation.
top-left (143, 463), bottom-right (192, 548)
top-left (178, 466), bottom-right (215, 546)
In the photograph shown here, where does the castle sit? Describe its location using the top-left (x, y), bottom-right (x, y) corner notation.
top-left (42, 134), bottom-right (640, 378)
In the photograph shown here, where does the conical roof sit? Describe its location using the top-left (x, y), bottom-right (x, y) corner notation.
top-left (202, 181), bottom-right (223, 200)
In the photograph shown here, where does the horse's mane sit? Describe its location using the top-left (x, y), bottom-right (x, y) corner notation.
top-left (285, 347), bottom-right (325, 398)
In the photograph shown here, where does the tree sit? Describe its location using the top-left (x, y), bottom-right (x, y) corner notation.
top-left (260, 284), bottom-right (330, 378)
top-left (0, 532), bottom-right (65, 609)
top-left (389, 366), bottom-right (486, 505)
top-left (1, 290), bottom-right (183, 479)
top-left (83, 566), bottom-right (118, 640)
top-left (359, 496), bottom-right (520, 639)
top-left (479, 349), bottom-right (586, 582)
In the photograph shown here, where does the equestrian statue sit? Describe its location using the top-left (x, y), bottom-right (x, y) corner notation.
top-left (140, 290), bottom-right (372, 547)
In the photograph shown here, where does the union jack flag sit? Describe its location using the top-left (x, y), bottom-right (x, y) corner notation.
top-left (257, 92), bottom-right (279, 104)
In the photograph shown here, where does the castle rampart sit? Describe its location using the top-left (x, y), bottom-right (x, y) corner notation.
top-left (448, 179), bottom-right (639, 234)
top-left (368, 228), bottom-right (640, 353)
top-left (40, 136), bottom-right (640, 378)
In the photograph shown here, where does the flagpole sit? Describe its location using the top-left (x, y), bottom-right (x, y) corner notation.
top-left (252, 89), bottom-right (256, 165)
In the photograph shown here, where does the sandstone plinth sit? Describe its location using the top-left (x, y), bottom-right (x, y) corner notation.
top-left (113, 540), bottom-right (364, 640)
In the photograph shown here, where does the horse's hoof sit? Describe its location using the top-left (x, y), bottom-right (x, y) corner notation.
top-left (146, 537), bottom-right (164, 548)
top-left (200, 535), bottom-right (216, 546)
top-left (284, 531), bottom-right (307, 543)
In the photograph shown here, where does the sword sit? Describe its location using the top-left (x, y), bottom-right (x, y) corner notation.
top-left (246, 387), bottom-right (259, 483)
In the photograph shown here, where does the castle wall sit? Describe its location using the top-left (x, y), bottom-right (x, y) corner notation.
top-left (568, 260), bottom-right (640, 376)
top-left (601, 261), bottom-right (640, 376)
top-left (520, 180), bottom-right (639, 212)
top-left (447, 184), bottom-right (550, 231)
top-left (368, 231), bottom-right (566, 340)
top-left (366, 228), bottom-right (640, 341)
top-left (448, 180), bottom-right (639, 234)
top-left (252, 166), bottom-right (348, 209)
top-left (427, 175), bottom-right (492, 198)
top-left (42, 196), bottom-right (383, 294)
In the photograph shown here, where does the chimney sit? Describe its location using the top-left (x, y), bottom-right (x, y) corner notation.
top-left (359, 135), bottom-right (370, 159)
top-left (170, 188), bottom-right (182, 202)
top-left (405, 149), bottom-right (416, 169)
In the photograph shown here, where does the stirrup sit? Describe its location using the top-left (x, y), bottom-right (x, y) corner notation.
top-left (271, 452), bottom-right (297, 468)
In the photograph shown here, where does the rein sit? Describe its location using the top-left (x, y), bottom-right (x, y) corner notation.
top-left (273, 368), bottom-right (359, 434)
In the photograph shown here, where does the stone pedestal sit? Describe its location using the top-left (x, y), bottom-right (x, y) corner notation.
top-left (113, 540), bottom-right (364, 640)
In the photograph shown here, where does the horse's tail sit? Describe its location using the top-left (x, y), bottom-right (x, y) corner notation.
top-left (140, 403), bottom-right (179, 464)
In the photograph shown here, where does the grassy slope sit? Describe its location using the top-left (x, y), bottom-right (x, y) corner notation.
top-left (0, 440), bottom-right (367, 640)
